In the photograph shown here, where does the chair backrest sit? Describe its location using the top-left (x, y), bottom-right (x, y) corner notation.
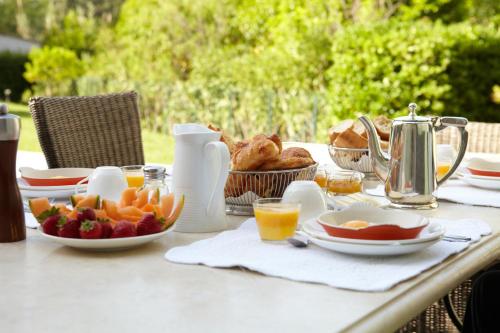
top-left (436, 121), bottom-right (500, 154)
top-left (29, 91), bottom-right (145, 168)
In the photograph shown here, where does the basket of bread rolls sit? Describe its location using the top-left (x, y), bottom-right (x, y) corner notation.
top-left (328, 116), bottom-right (391, 176)
top-left (209, 125), bottom-right (318, 215)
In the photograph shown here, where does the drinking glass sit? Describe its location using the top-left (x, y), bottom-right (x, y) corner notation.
top-left (253, 198), bottom-right (300, 241)
top-left (121, 165), bottom-right (145, 187)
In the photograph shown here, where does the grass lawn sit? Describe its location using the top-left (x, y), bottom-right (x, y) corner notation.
top-left (5, 101), bottom-right (175, 164)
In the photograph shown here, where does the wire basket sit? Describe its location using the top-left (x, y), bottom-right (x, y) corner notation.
top-left (328, 145), bottom-right (374, 174)
top-left (225, 163), bottom-right (318, 215)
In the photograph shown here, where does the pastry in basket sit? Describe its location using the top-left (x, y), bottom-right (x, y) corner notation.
top-left (232, 134), bottom-right (282, 171)
top-left (208, 124), bottom-right (237, 155)
top-left (329, 116), bottom-right (391, 149)
top-left (259, 147), bottom-right (315, 170)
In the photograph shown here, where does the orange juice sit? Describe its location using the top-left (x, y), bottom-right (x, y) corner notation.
top-left (254, 207), bottom-right (300, 241)
top-left (314, 174), bottom-right (328, 188)
top-left (437, 163), bottom-right (451, 180)
top-left (126, 175), bottom-right (144, 187)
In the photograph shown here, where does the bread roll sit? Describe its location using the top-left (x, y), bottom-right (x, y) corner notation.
top-left (373, 115), bottom-right (391, 141)
top-left (328, 120), bottom-right (354, 144)
top-left (333, 128), bottom-right (368, 149)
top-left (352, 120), bottom-right (368, 139)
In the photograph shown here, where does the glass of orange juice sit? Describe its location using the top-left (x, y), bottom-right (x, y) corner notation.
top-left (253, 198), bottom-right (301, 242)
top-left (314, 166), bottom-right (329, 190)
top-left (121, 165), bottom-right (145, 187)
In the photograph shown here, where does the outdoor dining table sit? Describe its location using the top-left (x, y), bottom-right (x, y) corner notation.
top-left (2, 148), bottom-right (499, 333)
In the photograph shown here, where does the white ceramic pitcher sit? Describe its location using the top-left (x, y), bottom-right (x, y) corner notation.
top-left (172, 124), bottom-right (230, 232)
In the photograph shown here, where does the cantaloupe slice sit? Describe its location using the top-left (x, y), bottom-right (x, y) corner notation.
top-left (67, 209), bottom-right (78, 220)
top-left (164, 195), bottom-right (185, 228)
top-left (28, 197), bottom-right (52, 218)
top-left (132, 189), bottom-right (150, 208)
top-left (160, 193), bottom-right (175, 219)
top-left (120, 214), bottom-right (142, 222)
top-left (141, 203), bottom-right (155, 213)
top-left (75, 195), bottom-right (100, 209)
top-left (70, 194), bottom-right (85, 208)
top-left (119, 187), bottom-right (138, 208)
top-left (94, 209), bottom-right (109, 220)
top-left (102, 199), bottom-right (122, 221)
top-left (54, 203), bottom-right (71, 216)
top-left (118, 206), bottom-right (143, 217)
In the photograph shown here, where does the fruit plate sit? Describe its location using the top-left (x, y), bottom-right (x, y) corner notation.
top-left (19, 167), bottom-right (93, 186)
top-left (37, 226), bottom-right (173, 252)
top-left (316, 205), bottom-right (428, 240)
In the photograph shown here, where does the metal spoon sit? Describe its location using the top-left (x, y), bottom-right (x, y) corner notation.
top-left (287, 234), bottom-right (309, 248)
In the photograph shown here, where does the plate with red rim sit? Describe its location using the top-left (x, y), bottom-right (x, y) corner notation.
top-left (19, 167), bottom-right (93, 186)
top-left (316, 205), bottom-right (429, 241)
top-left (37, 225), bottom-right (174, 251)
top-left (466, 158), bottom-right (500, 178)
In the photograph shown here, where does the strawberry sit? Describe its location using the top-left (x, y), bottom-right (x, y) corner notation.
top-left (136, 213), bottom-right (163, 236)
top-left (77, 208), bottom-right (96, 222)
top-left (41, 214), bottom-right (62, 236)
top-left (98, 219), bottom-right (113, 239)
top-left (111, 220), bottom-right (137, 238)
top-left (79, 220), bottom-right (103, 239)
top-left (57, 217), bottom-right (81, 238)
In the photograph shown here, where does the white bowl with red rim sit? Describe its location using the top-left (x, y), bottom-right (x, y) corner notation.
top-left (317, 205), bottom-right (429, 241)
top-left (19, 167), bottom-right (93, 186)
top-left (467, 158), bottom-right (500, 178)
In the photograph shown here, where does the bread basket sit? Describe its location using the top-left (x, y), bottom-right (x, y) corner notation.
top-left (224, 163), bottom-right (318, 215)
top-left (328, 145), bottom-right (375, 176)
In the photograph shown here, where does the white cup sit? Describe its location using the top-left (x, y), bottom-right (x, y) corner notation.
top-left (282, 181), bottom-right (327, 225)
top-left (85, 166), bottom-right (128, 202)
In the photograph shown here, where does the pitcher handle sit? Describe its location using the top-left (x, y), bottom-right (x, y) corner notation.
top-left (204, 141), bottom-right (230, 217)
top-left (435, 117), bottom-right (468, 186)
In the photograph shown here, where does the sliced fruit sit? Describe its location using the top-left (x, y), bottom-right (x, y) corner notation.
top-left (28, 197), bottom-right (52, 218)
top-left (67, 209), bottom-right (78, 220)
top-left (141, 203), bottom-right (155, 213)
top-left (160, 194), bottom-right (175, 219)
top-left (54, 203), bottom-right (72, 216)
top-left (119, 187), bottom-right (138, 208)
top-left (102, 199), bottom-right (122, 220)
top-left (164, 195), bottom-right (185, 228)
top-left (152, 205), bottom-right (162, 218)
top-left (120, 214), bottom-right (141, 222)
top-left (132, 188), bottom-right (150, 208)
top-left (75, 195), bottom-right (100, 209)
top-left (118, 206), bottom-right (143, 217)
top-left (94, 209), bottom-right (109, 220)
top-left (70, 194), bottom-right (85, 208)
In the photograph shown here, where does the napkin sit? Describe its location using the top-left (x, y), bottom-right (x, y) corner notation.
top-left (25, 212), bottom-right (39, 229)
top-left (436, 179), bottom-right (500, 208)
top-left (165, 218), bottom-right (491, 292)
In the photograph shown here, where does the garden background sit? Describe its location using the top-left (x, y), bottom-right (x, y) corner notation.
top-left (1, 0), bottom-right (499, 163)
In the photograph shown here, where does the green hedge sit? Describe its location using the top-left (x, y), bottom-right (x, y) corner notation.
top-left (326, 19), bottom-right (500, 124)
top-left (0, 52), bottom-right (30, 102)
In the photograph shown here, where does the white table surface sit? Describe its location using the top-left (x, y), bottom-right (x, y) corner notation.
top-left (2, 150), bottom-right (500, 333)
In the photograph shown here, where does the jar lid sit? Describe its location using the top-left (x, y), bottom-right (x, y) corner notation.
top-left (143, 166), bottom-right (166, 181)
top-left (0, 104), bottom-right (21, 141)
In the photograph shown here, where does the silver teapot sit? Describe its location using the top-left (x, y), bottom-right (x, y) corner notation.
top-left (359, 103), bottom-right (468, 209)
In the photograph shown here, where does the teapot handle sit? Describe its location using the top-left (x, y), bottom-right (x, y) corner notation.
top-left (435, 117), bottom-right (468, 186)
top-left (204, 141), bottom-right (230, 217)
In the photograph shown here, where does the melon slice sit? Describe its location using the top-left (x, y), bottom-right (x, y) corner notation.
top-left (70, 194), bottom-right (85, 208)
top-left (118, 206), bottom-right (143, 217)
top-left (75, 195), bottom-right (100, 209)
top-left (94, 209), bottom-right (109, 220)
top-left (164, 195), bottom-right (185, 229)
top-left (160, 193), bottom-right (175, 219)
top-left (141, 203), bottom-right (155, 213)
top-left (54, 203), bottom-right (72, 216)
top-left (28, 197), bottom-right (52, 218)
top-left (149, 188), bottom-right (160, 205)
top-left (67, 209), bottom-right (78, 220)
top-left (119, 187), bottom-right (138, 208)
top-left (132, 189), bottom-right (150, 208)
top-left (102, 199), bottom-right (122, 220)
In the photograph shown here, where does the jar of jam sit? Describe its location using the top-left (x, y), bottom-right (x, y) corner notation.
top-left (0, 104), bottom-right (25, 242)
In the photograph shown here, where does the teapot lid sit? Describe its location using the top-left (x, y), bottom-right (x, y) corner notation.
top-left (0, 104), bottom-right (21, 141)
top-left (395, 103), bottom-right (430, 122)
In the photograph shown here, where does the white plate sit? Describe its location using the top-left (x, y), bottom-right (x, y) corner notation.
top-left (302, 218), bottom-right (444, 246)
top-left (38, 226), bottom-right (173, 251)
top-left (459, 174), bottom-right (500, 191)
top-left (18, 178), bottom-right (87, 198)
top-left (307, 235), bottom-right (441, 256)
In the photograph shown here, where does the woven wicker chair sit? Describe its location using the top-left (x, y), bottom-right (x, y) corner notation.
top-left (398, 121), bottom-right (500, 333)
top-left (29, 92), bottom-right (145, 168)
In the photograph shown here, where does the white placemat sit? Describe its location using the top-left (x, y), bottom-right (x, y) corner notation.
top-left (165, 218), bottom-right (491, 292)
top-left (436, 179), bottom-right (500, 208)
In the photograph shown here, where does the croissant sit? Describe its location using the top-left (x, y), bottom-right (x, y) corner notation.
top-left (231, 134), bottom-right (281, 171)
top-left (259, 147), bottom-right (315, 170)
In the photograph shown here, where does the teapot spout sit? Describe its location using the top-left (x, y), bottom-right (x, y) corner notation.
top-left (358, 116), bottom-right (389, 181)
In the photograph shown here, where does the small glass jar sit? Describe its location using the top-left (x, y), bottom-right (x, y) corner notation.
top-left (327, 170), bottom-right (364, 195)
top-left (314, 165), bottom-right (329, 190)
top-left (142, 166), bottom-right (169, 201)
